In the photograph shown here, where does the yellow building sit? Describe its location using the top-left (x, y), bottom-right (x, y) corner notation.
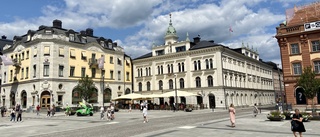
top-left (0, 20), bottom-right (132, 109)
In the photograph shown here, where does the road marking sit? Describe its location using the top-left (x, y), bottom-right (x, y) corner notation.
top-left (106, 121), bottom-right (119, 124)
top-left (178, 126), bottom-right (196, 129)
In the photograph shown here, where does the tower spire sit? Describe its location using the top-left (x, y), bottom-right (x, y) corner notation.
top-left (169, 13), bottom-right (172, 25)
top-left (186, 32), bottom-right (190, 41)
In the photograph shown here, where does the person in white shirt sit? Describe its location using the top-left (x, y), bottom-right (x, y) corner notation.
top-left (100, 106), bottom-right (105, 120)
top-left (143, 106), bottom-right (148, 123)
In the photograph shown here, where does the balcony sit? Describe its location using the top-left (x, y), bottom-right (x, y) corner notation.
top-left (88, 58), bottom-right (98, 68)
top-left (13, 58), bottom-right (21, 68)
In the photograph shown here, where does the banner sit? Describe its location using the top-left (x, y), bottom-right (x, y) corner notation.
top-left (0, 55), bottom-right (14, 66)
top-left (304, 21), bottom-right (320, 31)
top-left (98, 56), bottom-right (105, 69)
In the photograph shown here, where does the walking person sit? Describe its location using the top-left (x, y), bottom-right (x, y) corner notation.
top-left (173, 102), bottom-right (176, 112)
top-left (253, 103), bottom-right (259, 117)
top-left (10, 108), bottom-right (16, 122)
top-left (100, 106), bottom-right (105, 120)
top-left (65, 104), bottom-right (70, 117)
top-left (110, 104), bottom-right (115, 120)
top-left (36, 105), bottom-right (40, 116)
top-left (229, 104), bottom-right (236, 127)
top-left (128, 103), bottom-right (132, 113)
top-left (51, 105), bottom-right (55, 117)
top-left (143, 106), bottom-right (148, 123)
top-left (292, 109), bottom-right (306, 137)
top-left (46, 107), bottom-right (51, 117)
top-left (17, 108), bottom-right (22, 122)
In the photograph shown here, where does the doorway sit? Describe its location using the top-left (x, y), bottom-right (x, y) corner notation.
top-left (295, 88), bottom-right (306, 105)
top-left (41, 91), bottom-right (51, 108)
top-left (208, 94), bottom-right (216, 109)
top-left (21, 91), bottom-right (27, 108)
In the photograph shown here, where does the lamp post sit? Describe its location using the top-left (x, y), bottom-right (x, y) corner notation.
top-left (277, 64), bottom-right (284, 112)
top-left (102, 73), bottom-right (105, 107)
top-left (174, 74), bottom-right (177, 111)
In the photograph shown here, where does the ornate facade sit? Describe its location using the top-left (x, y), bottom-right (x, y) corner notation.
top-left (0, 20), bottom-right (132, 109)
top-left (133, 16), bottom-right (275, 109)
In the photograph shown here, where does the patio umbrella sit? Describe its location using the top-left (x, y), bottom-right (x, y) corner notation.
top-left (112, 93), bottom-right (144, 101)
top-left (160, 90), bottom-right (198, 97)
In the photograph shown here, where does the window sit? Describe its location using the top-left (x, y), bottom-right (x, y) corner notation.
top-left (171, 64), bottom-right (173, 73)
top-left (198, 60), bottom-right (201, 70)
top-left (117, 58), bottom-right (122, 65)
top-left (21, 68), bottom-right (24, 80)
top-left (169, 79), bottom-right (174, 89)
top-left (312, 40), bottom-right (320, 52)
top-left (59, 65), bottom-right (64, 77)
top-left (138, 82), bottom-right (142, 91)
top-left (59, 47), bottom-right (64, 57)
top-left (182, 63), bottom-right (185, 72)
top-left (44, 46), bottom-right (50, 55)
top-left (161, 65), bottom-right (163, 74)
top-left (33, 47), bottom-right (37, 57)
top-left (140, 68), bottom-right (143, 76)
top-left (3, 72), bottom-right (6, 83)
top-left (43, 65), bottom-right (49, 77)
top-left (178, 63), bottom-right (181, 72)
top-left (26, 50), bottom-right (29, 59)
top-left (118, 71), bottom-right (121, 80)
top-left (24, 67), bottom-right (28, 79)
top-left (147, 82), bottom-right (151, 91)
top-left (126, 72), bottom-right (130, 81)
top-left (179, 78), bottom-right (184, 89)
top-left (110, 70), bottom-right (114, 79)
top-left (209, 59), bottom-right (213, 69)
top-left (91, 68), bottom-right (96, 78)
top-left (138, 69), bottom-right (140, 77)
top-left (196, 77), bottom-right (201, 87)
top-left (33, 65), bottom-right (36, 78)
top-left (205, 59), bottom-right (209, 69)
top-left (81, 37), bottom-right (87, 43)
top-left (158, 66), bottom-right (160, 74)
top-left (290, 43), bottom-right (300, 54)
top-left (81, 51), bottom-right (87, 60)
top-left (110, 56), bottom-right (114, 64)
top-left (167, 64), bottom-right (170, 74)
top-left (69, 34), bottom-right (75, 41)
top-left (81, 67), bottom-right (86, 77)
top-left (10, 70), bottom-right (13, 81)
top-left (145, 68), bottom-right (148, 76)
top-left (148, 67), bottom-right (151, 76)
top-left (70, 49), bottom-right (75, 58)
top-left (194, 61), bottom-right (197, 70)
top-left (175, 46), bottom-right (186, 52)
top-left (314, 61), bottom-right (320, 74)
top-left (70, 66), bottom-right (75, 77)
top-left (21, 52), bottom-right (25, 60)
top-left (293, 63), bottom-right (302, 75)
top-left (159, 80), bottom-right (163, 90)
top-left (207, 76), bottom-right (213, 87)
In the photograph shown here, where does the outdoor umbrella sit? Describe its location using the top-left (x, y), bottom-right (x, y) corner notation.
top-left (160, 90), bottom-right (198, 97)
top-left (112, 93), bottom-right (144, 101)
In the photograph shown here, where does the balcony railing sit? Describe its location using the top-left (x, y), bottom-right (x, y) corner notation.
top-left (88, 58), bottom-right (98, 68)
top-left (13, 58), bottom-right (21, 67)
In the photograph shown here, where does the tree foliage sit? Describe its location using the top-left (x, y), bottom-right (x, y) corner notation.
top-left (296, 66), bottom-right (320, 101)
top-left (74, 75), bottom-right (96, 102)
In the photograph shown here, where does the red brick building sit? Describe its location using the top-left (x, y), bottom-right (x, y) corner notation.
top-left (276, 3), bottom-right (320, 107)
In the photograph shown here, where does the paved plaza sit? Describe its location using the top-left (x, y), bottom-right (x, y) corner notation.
top-left (0, 108), bottom-right (319, 137)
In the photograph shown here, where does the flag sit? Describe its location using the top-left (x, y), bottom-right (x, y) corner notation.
top-left (0, 55), bottom-right (14, 66)
top-left (229, 26), bottom-right (233, 32)
top-left (98, 56), bottom-right (105, 69)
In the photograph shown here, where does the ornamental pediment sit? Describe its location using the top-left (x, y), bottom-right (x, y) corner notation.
top-left (13, 45), bottom-right (25, 52)
top-left (87, 46), bottom-right (103, 52)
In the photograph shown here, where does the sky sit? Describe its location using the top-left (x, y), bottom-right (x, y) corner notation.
top-left (0, 0), bottom-right (317, 66)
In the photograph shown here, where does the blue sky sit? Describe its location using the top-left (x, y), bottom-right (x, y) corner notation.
top-left (0, 0), bottom-right (317, 65)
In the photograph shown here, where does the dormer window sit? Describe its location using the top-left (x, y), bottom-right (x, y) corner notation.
top-left (108, 43), bottom-right (112, 49)
top-left (45, 30), bottom-right (52, 34)
top-left (81, 37), bottom-right (87, 43)
top-left (69, 34), bottom-right (75, 41)
top-left (100, 41), bottom-right (105, 47)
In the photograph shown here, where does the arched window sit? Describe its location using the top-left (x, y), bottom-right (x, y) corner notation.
top-left (145, 68), bottom-right (148, 76)
top-left (138, 69), bottom-right (140, 77)
top-left (167, 64), bottom-right (170, 74)
top-left (158, 66), bottom-right (160, 74)
top-left (207, 75), bottom-right (213, 87)
top-left (179, 78), bottom-right (184, 89)
top-left (171, 64), bottom-right (174, 73)
top-left (161, 65), bottom-right (163, 74)
top-left (88, 88), bottom-right (98, 103)
top-left (169, 79), bottom-right (174, 89)
top-left (104, 88), bottom-right (112, 103)
top-left (140, 68), bottom-right (143, 77)
top-left (148, 67), bottom-right (151, 75)
top-left (209, 59), bottom-right (213, 68)
top-left (196, 77), bottom-right (201, 87)
top-left (147, 81), bottom-right (151, 91)
top-left (182, 62), bottom-right (185, 72)
top-left (138, 82), bottom-right (142, 91)
top-left (159, 80), bottom-right (163, 90)
top-left (194, 61), bottom-right (197, 70)
top-left (72, 89), bottom-right (82, 104)
top-left (205, 59), bottom-right (209, 69)
top-left (198, 60), bottom-right (201, 70)
top-left (178, 63), bottom-right (181, 72)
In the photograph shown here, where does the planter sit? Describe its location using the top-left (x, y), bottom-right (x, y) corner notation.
top-left (267, 117), bottom-right (283, 121)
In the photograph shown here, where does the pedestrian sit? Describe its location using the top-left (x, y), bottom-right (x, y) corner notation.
top-left (143, 106), bottom-right (148, 123)
top-left (17, 107), bottom-right (22, 122)
top-left (36, 105), bottom-right (40, 116)
top-left (51, 105), bottom-right (55, 117)
top-left (291, 109), bottom-right (306, 137)
top-left (100, 106), bottom-right (105, 120)
top-left (47, 107), bottom-right (51, 117)
top-left (173, 102), bottom-right (176, 112)
top-left (253, 103), bottom-right (259, 117)
top-left (110, 104), bottom-right (115, 120)
top-left (10, 108), bottom-right (16, 122)
top-left (128, 103), bottom-right (132, 113)
top-left (1, 106), bottom-right (4, 117)
top-left (140, 102), bottom-right (144, 111)
top-left (229, 103), bottom-right (236, 127)
top-left (65, 103), bottom-right (70, 117)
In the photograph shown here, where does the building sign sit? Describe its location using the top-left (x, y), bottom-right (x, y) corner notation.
top-left (304, 21), bottom-right (320, 31)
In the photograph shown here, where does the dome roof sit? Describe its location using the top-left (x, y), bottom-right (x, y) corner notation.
top-left (165, 14), bottom-right (177, 37)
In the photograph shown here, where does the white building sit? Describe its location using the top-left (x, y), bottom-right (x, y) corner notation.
top-left (133, 16), bottom-right (275, 109)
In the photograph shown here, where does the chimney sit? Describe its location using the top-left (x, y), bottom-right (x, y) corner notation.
top-left (208, 40), bottom-right (214, 43)
top-left (52, 19), bottom-right (62, 28)
top-left (1, 35), bottom-right (7, 39)
top-left (86, 28), bottom-right (93, 36)
top-left (193, 37), bottom-right (200, 44)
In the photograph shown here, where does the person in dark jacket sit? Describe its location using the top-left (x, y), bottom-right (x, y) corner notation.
top-left (291, 109), bottom-right (306, 137)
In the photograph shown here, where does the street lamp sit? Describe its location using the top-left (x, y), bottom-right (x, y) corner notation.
top-left (277, 64), bottom-right (284, 112)
top-left (174, 74), bottom-right (178, 111)
top-left (102, 72), bottom-right (105, 107)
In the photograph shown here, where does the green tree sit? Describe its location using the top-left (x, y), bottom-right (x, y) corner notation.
top-left (296, 66), bottom-right (320, 113)
top-left (74, 75), bottom-right (96, 103)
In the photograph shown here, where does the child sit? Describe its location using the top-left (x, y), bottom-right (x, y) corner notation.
top-left (143, 106), bottom-right (148, 123)
top-left (10, 108), bottom-right (16, 122)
